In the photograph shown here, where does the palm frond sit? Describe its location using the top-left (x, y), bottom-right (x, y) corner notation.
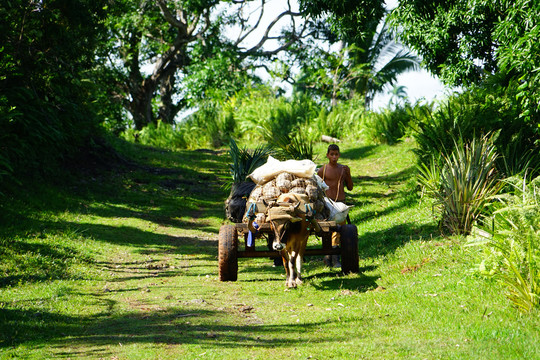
top-left (228, 138), bottom-right (273, 184)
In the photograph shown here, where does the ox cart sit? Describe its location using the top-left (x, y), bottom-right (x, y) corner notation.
top-left (218, 220), bottom-right (359, 281)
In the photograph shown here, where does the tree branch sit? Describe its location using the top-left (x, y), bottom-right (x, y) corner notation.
top-left (155, 0), bottom-right (188, 35)
top-left (234, 0), bottom-right (266, 45)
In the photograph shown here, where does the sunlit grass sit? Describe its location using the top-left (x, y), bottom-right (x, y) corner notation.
top-left (1, 138), bottom-right (539, 359)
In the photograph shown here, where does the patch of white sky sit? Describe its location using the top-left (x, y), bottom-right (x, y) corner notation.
top-left (372, 0), bottom-right (449, 109)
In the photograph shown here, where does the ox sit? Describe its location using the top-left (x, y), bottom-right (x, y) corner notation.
top-left (264, 193), bottom-right (319, 288)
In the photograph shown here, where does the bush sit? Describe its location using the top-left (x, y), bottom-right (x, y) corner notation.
top-left (122, 121), bottom-right (188, 149)
top-left (469, 176), bottom-right (540, 312)
top-left (418, 135), bottom-right (502, 235)
top-left (228, 139), bottom-right (273, 184)
top-left (312, 97), bottom-right (365, 141)
top-left (413, 85), bottom-right (540, 177)
top-left (363, 105), bottom-right (413, 144)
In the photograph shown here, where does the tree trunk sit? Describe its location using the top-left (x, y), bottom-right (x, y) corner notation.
top-left (158, 72), bottom-right (175, 125)
top-left (128, 79), bottom-right (156, 130)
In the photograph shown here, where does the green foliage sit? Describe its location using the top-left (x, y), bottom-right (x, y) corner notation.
top-left (391, 0), bottom-right (540, 120)
top-left (122, 121), bottom-right (188, 149)
top-left (0, 1), bottom-right (107, 187)
top-left (184, 101), bottom-right (238, 148)
top-left (362, 105), bottom-right (413, 144)
top-left (312, 98), bottom-right (365, 140)
top-left (295, 17), bottom-right (419, 108)
top-left (418, 135), bottom-right (502, 235)
top-left (469, 176), bottom-right (540, 312)
top-left (390, 0), bottom-right (498, 86)
top-left (299, 0), bottom-right (385, 43)
top-left (270, 132), bottom-right (315, 161)
top-left (228, 139), bottom-right (273, 184)
top-left (413, 86), bottom-right (540, 177)
top-left (494, 0), bottom-right (540, 119)
top-left (255, 95), bottom-right (320, 160)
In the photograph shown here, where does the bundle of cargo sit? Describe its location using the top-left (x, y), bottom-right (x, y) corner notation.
top-left (242, 156), bottom-right (330, 223)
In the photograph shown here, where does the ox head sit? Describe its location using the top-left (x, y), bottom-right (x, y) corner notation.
top-left (267, 194), bottom-right (306, 251)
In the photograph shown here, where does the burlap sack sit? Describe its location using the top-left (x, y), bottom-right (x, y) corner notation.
top-left (262, 180), bottom-right (280, 200)
top-left (289, 186), bottom-right (307, 195)
top-left (276, 172), bottom-right (293, 193)
top-left (248, 185), bottom-right (263, 203)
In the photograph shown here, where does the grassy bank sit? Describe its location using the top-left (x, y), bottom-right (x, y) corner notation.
top-left (1, 139), bottom-right (538, 359)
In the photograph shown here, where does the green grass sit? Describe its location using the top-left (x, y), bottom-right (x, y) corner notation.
top-left (1, 138), bottom-right (539, 359)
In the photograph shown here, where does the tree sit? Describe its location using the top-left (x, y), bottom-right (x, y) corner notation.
top-left (390, 0), bottom-right (540, 121)
top-left (0, 0), bottom-right (107, 183)
top-left (298, 0), bottom-right (385, 42)
top-left (389, 0), bottom-right (498, 87)
top-left (293, 14), bottom-right (419, 108)
top-left (346, 17), bottom-right (419, 108)
top-left (102, 0), bottom-right (315, 130)
top-left (389, 85), bottom-right (408, 107)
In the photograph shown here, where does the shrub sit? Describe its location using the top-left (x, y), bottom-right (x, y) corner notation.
top-left (122, 121), bottom-right (188, 149)
top-left (312, 97), bottom-right (365, 141)
top-left (418, 135), bottom-right (502, 235)
top-left (363, 105), bottom-right (413, 144)
top-left (469, 176), bottom-right (540, 312)
top-left (413, 84), bottom-right (540, 177)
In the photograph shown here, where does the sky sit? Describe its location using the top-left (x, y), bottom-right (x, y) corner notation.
top-left (370, 0), bottom-right (449, 109)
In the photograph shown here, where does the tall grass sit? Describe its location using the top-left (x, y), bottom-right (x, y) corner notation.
top-left (418, 135), bottom-right (502, 235)
top-left (469, 176), bottom-right (540, 312)
top-left (312, 97), bottom-right (365, 140)
top-left (363, 105), bottom-right (414, 144)
top-left (122, 120), bottom-right (188, 149)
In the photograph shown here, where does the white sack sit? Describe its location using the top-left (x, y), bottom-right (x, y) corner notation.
top-left (314, 174), bottom-right (329, 191)
top-left (248, 156), bottom-right (317, 185)
top-left (324, 197), bottom-right (353, 223)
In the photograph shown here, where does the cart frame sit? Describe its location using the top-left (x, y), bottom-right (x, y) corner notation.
top-left (218, 220), bottom-right (359, 281)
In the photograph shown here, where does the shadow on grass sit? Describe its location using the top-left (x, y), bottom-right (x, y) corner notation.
top-left (310, 274), bottom-right (379, 292)
top-left (339, 145), bottom-right (378, 160)
top-left (238, 258), bottom-right (379, 293)
top-left (358, 222), bottom-right (440, 259)
top-left (0, 304), bottom-right (343, 354)
top-left (0, 222), bottom-right (218, 288)
top-left (0, 144), bottom-right (230, 242)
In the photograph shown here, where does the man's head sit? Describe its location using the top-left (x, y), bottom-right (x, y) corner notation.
top-left (327, 144), bottom-right (340, 154)
top-left (326, 144), bottom-right (340, 164)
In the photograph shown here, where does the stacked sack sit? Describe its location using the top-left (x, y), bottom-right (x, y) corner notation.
top-left (244, 171), bottom-right (329, 224)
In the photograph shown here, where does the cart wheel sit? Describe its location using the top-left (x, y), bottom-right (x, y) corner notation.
top-left (218, 225), bottom-right (238, 281)
top-left (340, 224), bottom-right (359, 274)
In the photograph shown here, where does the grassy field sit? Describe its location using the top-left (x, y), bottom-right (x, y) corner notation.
top-left (1, 138), bottom-right (539, 359)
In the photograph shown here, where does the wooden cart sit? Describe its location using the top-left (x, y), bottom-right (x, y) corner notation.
top-left (218, 220), bottom-right (359, 281)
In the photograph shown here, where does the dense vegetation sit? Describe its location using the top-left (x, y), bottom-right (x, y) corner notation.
top-left (1, 0), bottom-right (540, 357)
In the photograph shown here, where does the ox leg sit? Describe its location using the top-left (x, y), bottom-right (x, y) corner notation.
top-left (293, 234), bottom-right (309, 287)
top-left (294, 254), bottom-right (303, 286)
top-left (288, 251), bottom-right (299, 288)
top-left (281, 251), bottom-right (293, 288)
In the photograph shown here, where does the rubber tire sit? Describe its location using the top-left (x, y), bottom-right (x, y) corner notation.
top-left (340, 224), bottom-right (359, 274)
top-left (218, 225), bottom-right (239, 281)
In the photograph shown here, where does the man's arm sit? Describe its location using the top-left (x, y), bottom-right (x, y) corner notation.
top-left (343, 165), bottom-right (353, 191)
